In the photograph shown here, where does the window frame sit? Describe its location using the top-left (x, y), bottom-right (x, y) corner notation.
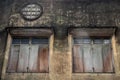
top-left (6, 36), bottom-right (50, 73)
top-left (72, 37), bottom-right (116, 73)
top-left (1, 27), bottom-right (54, 80)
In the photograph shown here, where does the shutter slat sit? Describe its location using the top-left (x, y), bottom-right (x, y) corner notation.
top-left (83, 45), bottom-right (93, 72)
top-left (29, 45), bottom-right (39, 72)
top-left (7, 45), bottom-right (19, 72)
top-left (73, 45), bottom-right (84, 72)
top-left (92, 45), bottom-right (103, 72)
top-left (17, 45), bottom-right (29, 72)
top-left (103, 45), bottom-right (113, 72)
top-left (38, 45), bottom-right (49, 72)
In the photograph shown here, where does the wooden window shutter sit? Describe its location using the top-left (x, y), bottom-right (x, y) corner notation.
top-left (38, 45), bottom-right (49, 72)
top-left (28, 45), bottom-right (39, 72)
top-left (73, 45), bottom-right (84, 72)
top-left (7, 37), bottom-right (50, 73)
top-left (103, 44), bottom-right (114, 72)
top-left (83, 45), bottom-right (93, 72)
top-left (17, 44), bottom-right (29, 72)
top-left (92, 45), bottom-right (103, 72)
top-left (7, 45), bottom-right (20, 72)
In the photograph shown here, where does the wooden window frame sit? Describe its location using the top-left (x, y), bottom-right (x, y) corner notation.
top-left (67, 27), bottom-right (119, 74)
top-left (70, 35), bottom-right (119, 74)
top-left (7, 37), bottom-right (50, 73)
top-left (1, 28), bottom-right (54, 79)
top-left (72, 37), bottom-right (115, 73)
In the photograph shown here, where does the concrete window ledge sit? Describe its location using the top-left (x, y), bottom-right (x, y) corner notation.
top-left (5, 73), bottom-right (50, 80)
top-left (72, 73), bottom-right (120, 80)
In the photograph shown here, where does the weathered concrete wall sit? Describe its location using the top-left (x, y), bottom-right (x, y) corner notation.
top-left (72, 74), bottom-right (120, 80)
top-left (5, 1), bottom-right (120, 27)
top-left (50, 38), bottom-right (72, 80)
top-left (0, 0), bottom-right (13, 30)
top-left (0, 31), bottom-right (7, 79)
top-left (116, 28), bottom-right (120, 75)
top-left (0, 0), bottom-right (120, 80)
top-left (5, 73), bottom-right (50, 80)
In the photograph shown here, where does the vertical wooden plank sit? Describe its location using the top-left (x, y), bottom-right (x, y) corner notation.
top-left (92, 45), bottom-right (103, 72)
top-left (83, 45), bottom-right (93, 72)
top-left (17, 45), bottom-right (29, 72)
top-left (7, 45), bottom-right (20, 72)
top-left (38, 45), bottom-right (49, 72)
top-left (1, 34), bottom-right (12, 80)
top-left (28, 45), bottom-right (39, 72)
top-left (73, 45), bottom-right (84, 72)
top-left (112, 35), bottom-right (119, 74)
top-left (103, 44), bottom-right (113, 72)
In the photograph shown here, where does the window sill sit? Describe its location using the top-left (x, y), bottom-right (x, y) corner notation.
top-left (6, 73), bottom-right (49, 75)
top-left (72, 73), bottom-right (115, 76)
top-left (5, 73), bottom-right (49, 80)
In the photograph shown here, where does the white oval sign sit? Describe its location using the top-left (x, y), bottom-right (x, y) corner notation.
top-left (21, 4), bottom-right (43, 20)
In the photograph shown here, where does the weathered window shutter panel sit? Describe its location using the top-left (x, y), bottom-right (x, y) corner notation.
top-left (7, 38), bottom-right (49, 73)
top-left (92, 45), bottom-right (103, 72)
top-left (73, 45), bottom-right (84, 72)
top-left (103, 45), bottom-right (114, 72)
top-left (7, 45), bottom-right (20, 72)
top-left (17, 44), bottom-right (29, 72)
top-left (38, 45), bottom-right (49, 72)
top-left (73, 38), bottom-right (114, 73)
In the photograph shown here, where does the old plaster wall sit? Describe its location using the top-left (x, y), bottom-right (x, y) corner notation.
top-left (3, 1), bottom-right (120, 27)
top-left (0, 0), bottom-right (120, 80)
top-left (0, 31), bottom-right (7, 79)
top-left (50, 38), bottom-right (72, 80)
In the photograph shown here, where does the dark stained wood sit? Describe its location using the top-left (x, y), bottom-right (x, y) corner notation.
top-left (10, 29), bottom-right (53, 37)
top-left (17, 45), bottom-right (29, 72)
top-left (69, 28), bottom-right (115, 38)
top-left (7, 45), bottom-right (20, 72)
top-left (83, 45), bottom-right (93, 72)
top-left (73, 45), bottom-right (84, 72)
top-left (28, 45), bottom-right (39, 72)
top-left (38, 45), bottom-right (49, 72)
top-left (103, 44), bottom-right (114, 72)
top-left (92, 45), bottom-right (103, 72)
